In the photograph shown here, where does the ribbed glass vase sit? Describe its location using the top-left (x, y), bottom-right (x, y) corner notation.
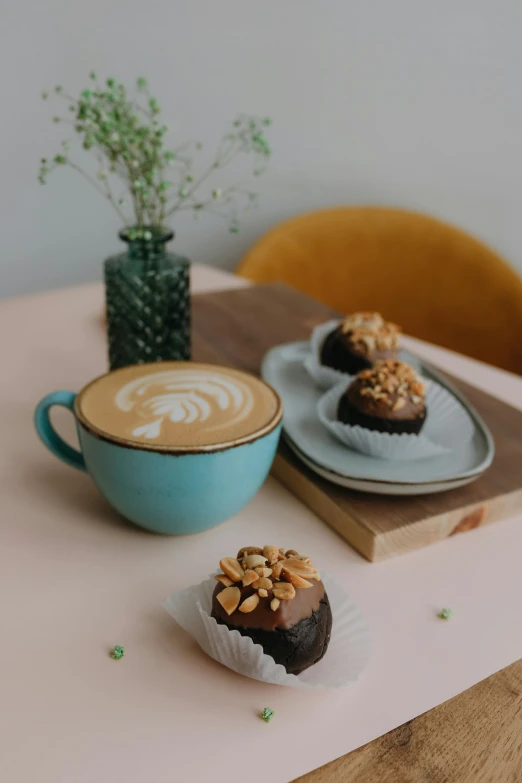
top-left (104, 228), bottom-right (190, 371)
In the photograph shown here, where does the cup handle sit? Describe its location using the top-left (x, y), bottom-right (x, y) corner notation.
top-left (34, 391), bottom-right (86, 472)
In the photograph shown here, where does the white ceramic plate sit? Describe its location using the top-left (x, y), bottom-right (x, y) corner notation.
top-left (261, 342), bottom-right (495, 496)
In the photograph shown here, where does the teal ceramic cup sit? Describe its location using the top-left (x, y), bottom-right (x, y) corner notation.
top-left (34, 362), bottom-right (283, 535)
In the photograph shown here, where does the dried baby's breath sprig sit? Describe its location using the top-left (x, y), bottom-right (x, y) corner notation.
top-left (39, 74), bottom-right (272, 234)
top-left (260, 707), bottom-right (275, 723)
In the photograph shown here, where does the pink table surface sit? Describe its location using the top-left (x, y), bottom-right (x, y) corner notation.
top-left (2, 266), bottom-right (522, 783)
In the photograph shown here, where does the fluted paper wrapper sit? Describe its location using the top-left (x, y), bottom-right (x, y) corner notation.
top-left (318, 380), bottom-right (475, 461)
top-left (304, 320), bottom-right (354, 390)
top-left (162, 572), bottom-right (371, 688)
top-left (304, 320), bottom-right (423, 390)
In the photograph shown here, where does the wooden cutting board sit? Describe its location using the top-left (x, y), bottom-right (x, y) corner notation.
top-left (192, 282), bottom-right (522, 562)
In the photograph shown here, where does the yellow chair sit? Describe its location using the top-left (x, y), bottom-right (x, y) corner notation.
top-left (237, 207), bottom-right (522, 374)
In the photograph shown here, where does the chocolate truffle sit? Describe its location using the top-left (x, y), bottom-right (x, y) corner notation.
top-left (211, 546), bottom-right (332, 675)
top-left (338, 359), bottom-right (426, 435)
top-left (320, 312), bottom-right (400, 375)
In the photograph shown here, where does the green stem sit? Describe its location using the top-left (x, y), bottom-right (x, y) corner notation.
top-left (96, 155), bottom-right (129, 223)
top-left (163, 162), bottom-right (217, 217)
top-left (121, 160), bottom-right (144, 226)
top-left (164, 137), bottom-right (243, 219)
top-left (66, 161), bottom-right (127, 223)
top-left (172, 183), bottom-right (249, 213)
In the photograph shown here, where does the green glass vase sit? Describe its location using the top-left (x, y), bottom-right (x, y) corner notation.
top-left (104, 228), bottom-right (191, 371)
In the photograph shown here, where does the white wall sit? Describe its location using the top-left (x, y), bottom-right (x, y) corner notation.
top-left (2, 0), bottom-right (522, 298)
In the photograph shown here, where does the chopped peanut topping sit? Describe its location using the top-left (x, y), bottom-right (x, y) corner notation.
top-left (338, 312), bottom-right (400, 354)
top-left (216, 547), bottom-right (321, 607)
top-left (219, 558), bottom-right (245, 582)
top-left (352, 359), bottom-right (426, 409)
top-left (216, 586), bottom-right (241, 615)
top-left (238, 593), bottom-right (260, 613)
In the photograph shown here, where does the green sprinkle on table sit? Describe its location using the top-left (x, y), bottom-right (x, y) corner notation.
top-left (260, 707), bottom-right (275, 723)
top-left (110, 645), bottom-right (125, 660)
top-left (438, 608), bottom-right (453, 620)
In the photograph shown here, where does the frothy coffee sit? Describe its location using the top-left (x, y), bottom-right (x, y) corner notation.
top-left (76, 362), bottom-right (282, 450)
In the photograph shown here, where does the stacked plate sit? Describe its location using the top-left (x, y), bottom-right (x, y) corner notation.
top-left (261, 342), bottom-right (494, 496)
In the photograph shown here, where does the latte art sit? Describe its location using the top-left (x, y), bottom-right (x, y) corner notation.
top-left (114, 371), bottom-right (255, 441)
top-left (76, 362), bottom-right (281, 450)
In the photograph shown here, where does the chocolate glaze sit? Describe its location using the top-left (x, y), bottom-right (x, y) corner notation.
top-left (344, 379), bottom-right (425, 421)
top-left (212, 587), bottom-right (332, 675)
top-left (212, 579), bottom-right (325, 630)
top-left (321, 327), bottom-right (397, 374)
top-left (338, 380), bottom-right (426, 434)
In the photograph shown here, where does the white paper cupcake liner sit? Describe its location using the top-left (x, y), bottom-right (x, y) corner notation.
top-left (304, 320), bottom-right (354, 390)
top-left (305, 320), bottom-right (422, 390)
top-left (278, 342), bottom-right (312, 363)
top-left (318, 379), bottom-right (475, 461)
top-left (162, 571), bottom-right (371, 689)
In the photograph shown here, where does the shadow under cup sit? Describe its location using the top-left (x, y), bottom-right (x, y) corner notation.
top-left (34, 363), bottom-right (283, 535)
